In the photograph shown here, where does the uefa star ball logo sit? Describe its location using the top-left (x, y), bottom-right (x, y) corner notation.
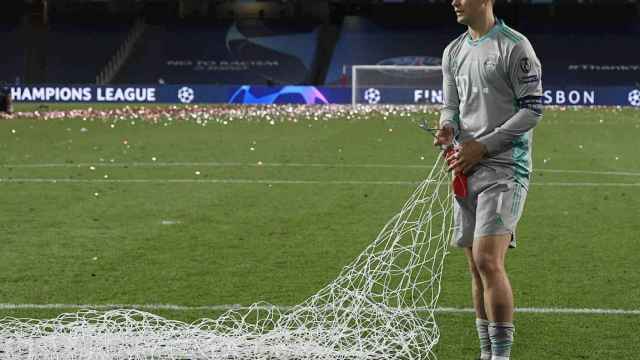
top-left (177, 87), bottom-right (195, 104)
top-left (628, 89), bottom-right (640, 107)
top-left (364, 88), bottom-right (381, 104)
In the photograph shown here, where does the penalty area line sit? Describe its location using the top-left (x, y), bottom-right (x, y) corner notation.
top-left (0, 303), bottom-right (639, 316)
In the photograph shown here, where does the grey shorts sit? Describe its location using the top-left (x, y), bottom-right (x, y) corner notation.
top-left (452, 165), bottom-right (528, 248)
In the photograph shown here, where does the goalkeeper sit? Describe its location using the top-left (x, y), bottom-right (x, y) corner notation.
top-left (434, 0), bottom-right (543, 359)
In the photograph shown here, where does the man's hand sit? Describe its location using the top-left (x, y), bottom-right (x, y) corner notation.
top-left (447, 140), bottom-right (488, 175)
top-left (433, 126), bottom-right (453, 147)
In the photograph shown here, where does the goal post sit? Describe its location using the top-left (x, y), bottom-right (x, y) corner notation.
top-left (352, 65), bottom-right (443, 107)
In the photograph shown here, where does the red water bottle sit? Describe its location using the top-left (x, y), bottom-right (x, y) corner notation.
top-left (445, 147), bottom-right (468, 198)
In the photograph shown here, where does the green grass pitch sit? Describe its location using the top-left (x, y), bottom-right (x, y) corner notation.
top-left (1, 104), bottom-right (639, 359)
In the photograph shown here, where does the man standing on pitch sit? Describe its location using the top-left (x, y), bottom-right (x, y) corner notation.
top-left (434, 0), bottom-right (543, 359)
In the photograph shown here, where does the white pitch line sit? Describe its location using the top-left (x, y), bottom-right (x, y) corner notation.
top-left (0, 178), bottom-right (418, 185)
top-left (2, 162), bottom-right (640, 177)
top-left (535, 168), bottom-right (640, 177)
top-left (0, 303), bottom-right (638, 315)
top-left (1, 162), bottom-right (432, 169)
top-left (532, 182), bottom-right (640, 187)
top-left (1, 178), bottom-right (640, 187)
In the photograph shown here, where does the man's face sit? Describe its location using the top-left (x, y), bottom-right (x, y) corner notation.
top-left (451, 0), bottom-right (487, 25)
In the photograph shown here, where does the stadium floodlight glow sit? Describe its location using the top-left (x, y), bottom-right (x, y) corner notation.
top-left (351, 65), bottom-right (443, 107)
top-left (0, 156), bottom-right (454, 359)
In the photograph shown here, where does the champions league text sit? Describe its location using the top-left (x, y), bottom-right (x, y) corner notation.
top-left (11, 87), bottom-right (157, 102)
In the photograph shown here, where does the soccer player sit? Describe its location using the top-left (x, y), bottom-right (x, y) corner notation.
top-left (434, 0), bottom-right (543, 359)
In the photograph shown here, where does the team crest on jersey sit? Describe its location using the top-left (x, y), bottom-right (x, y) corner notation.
top-left (484, 55), bottom-right (498, 72)
top-left (518, 56), bottom-right (539, 84)
top-left (519, 57), bottom-right (532, 73)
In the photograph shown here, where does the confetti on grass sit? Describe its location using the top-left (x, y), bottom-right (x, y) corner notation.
top-left (0, 105), bottom-right (442, 124)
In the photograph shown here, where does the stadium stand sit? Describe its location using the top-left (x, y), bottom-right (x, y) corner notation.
top-left (523, 3), bottom-right (640, 86)
top-left (324, 2), bottom-right (640, 87)
top-left (530, 34), bottom-right (640, 87)
top-left (325, 16), bottom-right (460, 86)
top-left (0, 1), bottom-right (26, 84)
top-left (0, 23), bottom-right (25, 84)
top-left (44, 24), bottom-right (131, 84)
top-left (4, 1), bottom-right (640, 87)
top-left (115, 20), bottom-right (320, 85)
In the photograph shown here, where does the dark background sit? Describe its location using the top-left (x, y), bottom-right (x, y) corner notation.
top-left (2, 0), bottom-right (639, 86)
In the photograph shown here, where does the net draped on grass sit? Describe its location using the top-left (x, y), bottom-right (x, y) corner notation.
top-left (0, 155), bottom-right (454, 360)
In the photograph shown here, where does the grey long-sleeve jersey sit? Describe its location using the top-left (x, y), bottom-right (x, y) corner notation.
top-left (439, 19), bottom-right (543, 187)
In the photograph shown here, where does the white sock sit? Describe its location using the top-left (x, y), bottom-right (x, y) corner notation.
top-left (489, 321), bottom-right (514, 360)
top-left (475, 318), bottom-right (491, 360)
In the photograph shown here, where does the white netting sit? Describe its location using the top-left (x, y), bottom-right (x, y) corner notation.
top-left (0, 155), bottom-right (453, 359)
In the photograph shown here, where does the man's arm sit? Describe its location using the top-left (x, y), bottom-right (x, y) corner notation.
top-left (477, 40), bottom-right (543, 156)
top-left (438, 45), bottom-right (460, 144)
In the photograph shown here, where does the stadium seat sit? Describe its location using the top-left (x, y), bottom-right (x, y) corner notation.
top-left (0, 23), bottom-right (25, 84)
top-left (324, 16), bottom-right (457, 86)
top-left (44, 24), bottom-right (131, 84)
top-left (326, 13), bottom-right (640, 87)
top-left (115, 21), bottom-right (319, 85)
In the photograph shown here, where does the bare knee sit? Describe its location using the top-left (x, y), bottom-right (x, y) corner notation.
top-left (473, 235), bottom-right (510, 277)
top-left (473, 253), bottom-right (504, 277)
top-left (467, 260), bottom-right (482, 281)
top-left (464, 248), bottom-right (482, 278)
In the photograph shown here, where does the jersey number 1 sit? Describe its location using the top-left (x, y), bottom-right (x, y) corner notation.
top-left (456, 75), bottom-right (469, 102)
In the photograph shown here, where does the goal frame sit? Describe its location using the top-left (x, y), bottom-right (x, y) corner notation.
top-left (351, 65), bottom-right (442, 107)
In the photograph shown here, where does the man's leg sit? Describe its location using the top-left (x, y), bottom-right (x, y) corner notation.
top-left (473, 234), bottom-right (512, 322)
top-left (465, 247), bottom-right (488, 319)
top-left (473, 234), bottom-right (515, 360)
top-left (464, 248), bottom-right (491, 360)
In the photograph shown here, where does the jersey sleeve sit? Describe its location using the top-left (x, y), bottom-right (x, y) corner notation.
top-left (509, 39), bottom-right (543, 113)
top-left (478, 39), bottom-right (543, 156)
top-left (439, 44), bottom-right (460, 135)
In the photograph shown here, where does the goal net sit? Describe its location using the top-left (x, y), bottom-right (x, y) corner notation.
top-left (0, 155), bottom-right (454, 359)
top-left (352, 65), bottom-right (443, 107)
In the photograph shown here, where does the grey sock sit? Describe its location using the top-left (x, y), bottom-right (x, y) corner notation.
top-left (475, 318), bottom-right (491, 360)
top-left (488, 322), bottom-right (514, 359)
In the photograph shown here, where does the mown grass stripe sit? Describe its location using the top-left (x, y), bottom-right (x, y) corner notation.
top-left (2, 178), bottom-right (640, 187)
top-left (4, 162), bottom-right (639, 177)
